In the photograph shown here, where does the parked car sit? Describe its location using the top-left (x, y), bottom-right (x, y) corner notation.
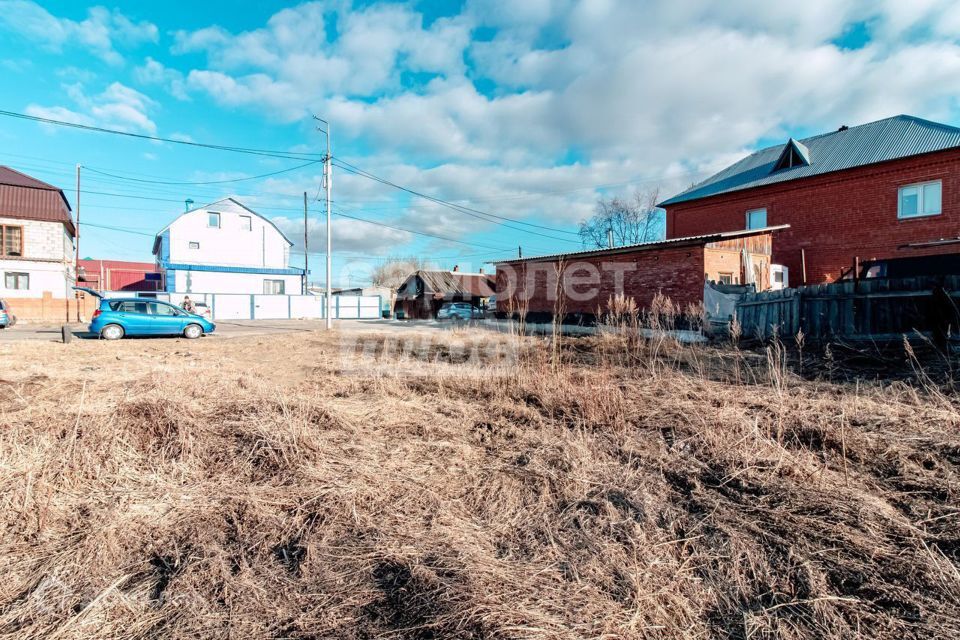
top-left (75, 288), bottom-right (215, 340)
top-left (0, 298), bottom-right (15, 328)
top-left (192, 302), bottom-right (213, 320)
top-left (437, 302), bottom-right (483, 321)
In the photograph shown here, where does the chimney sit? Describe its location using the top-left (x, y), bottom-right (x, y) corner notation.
top-left (838, 125), bottom-right (849, 132)
top-left (478, 267), bottom-right (484, 274)
top-left (452, 265), bottom-right (459, 272)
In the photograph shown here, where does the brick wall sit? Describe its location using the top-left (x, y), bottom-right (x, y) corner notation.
top-left (496, 245), bottom-right (707, 317)
top-left (4, 292), bottom-right (96, 324)
top-left (0, 216), bottom-right (73, 261)
top-left (664, 148), bottom-right (960, 283)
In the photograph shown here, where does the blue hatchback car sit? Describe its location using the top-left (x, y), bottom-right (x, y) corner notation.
top-left (77, 288), bottom-right (216, 340)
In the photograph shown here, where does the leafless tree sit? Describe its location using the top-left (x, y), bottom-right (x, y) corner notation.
top-left (578, 188), bottom-right (663, 249)
top-left (370, 256), bottom-right (430, 289)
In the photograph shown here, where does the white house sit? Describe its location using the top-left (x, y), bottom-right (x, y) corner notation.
top-left (0, 166), bottom-right (75, 312)
top-left (152, 198), bottom-right (304, 294)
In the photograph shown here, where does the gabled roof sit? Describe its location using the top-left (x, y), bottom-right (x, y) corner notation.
top-left (152, 197), bottom-right (294, 255)
top-left (495, 225), bottom-right (790, 265)
top-left (397, 270), bottom-right (495, 300)
top-left (659, 115), bottom-right (960, 207)
top-left (0, 166), bottom-right (75, 235)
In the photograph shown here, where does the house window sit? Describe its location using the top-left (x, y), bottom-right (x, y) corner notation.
top-left (189, 241), bottom-right (200, 250)
top-left (208, 212), bottom-right (221, 228)
top-left (746, 208), bottom-right (767, 230)
top-left (1, 225), bottom-right (23, 257)
top-left (263, 279), bottom-right (285, 295)
top-left (240, 215), bottom-right (252, 231)
top-left (898, 180), bottom-right (941, 218)
top-left (4, 272), bottom-right (29, 290)
top-left (718, 272), bottom-right (735, 285)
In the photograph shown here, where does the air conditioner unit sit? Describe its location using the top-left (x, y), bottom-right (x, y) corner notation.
top-left (770, 264), bottom-right (789, 290)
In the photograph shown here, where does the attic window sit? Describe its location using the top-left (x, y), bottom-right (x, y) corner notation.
top-left (771, 138), bottom-right (811, 173)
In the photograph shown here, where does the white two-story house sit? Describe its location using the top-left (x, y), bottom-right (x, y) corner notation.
top-left (152, 198), bottom-right (304, 295)
top-left (0, 166), bottom-right (75, 307)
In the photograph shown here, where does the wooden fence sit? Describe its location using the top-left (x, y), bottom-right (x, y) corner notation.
top-left (736, 275), bottom-right (960, 340)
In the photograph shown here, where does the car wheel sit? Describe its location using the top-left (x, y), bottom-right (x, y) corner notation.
top-left (100, 324), bottom-right (124, 340)
top-left (183, 323), bottom-right (203, 339)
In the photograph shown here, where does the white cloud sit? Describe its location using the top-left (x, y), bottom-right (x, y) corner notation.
top-left (27, 82), bottom-right (157, 134)
top-left (123, 1), bottom-right (960, 258)
top-left (272, 215), bottom-right (411, 255)
top-left (0, 2), bottom-right (157, 65)
top-left (134, 57), bottom-right (189, 100)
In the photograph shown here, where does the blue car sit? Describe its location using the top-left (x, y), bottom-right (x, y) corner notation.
top-left (76, 288), bottom-right (215, 340)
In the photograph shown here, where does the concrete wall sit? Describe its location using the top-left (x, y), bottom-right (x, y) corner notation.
top-left (169, 269), bottom-right (302, 295)
top-left (664, 147), bottom-right (960, 284)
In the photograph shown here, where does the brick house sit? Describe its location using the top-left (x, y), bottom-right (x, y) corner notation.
top-left (660, 115), bottom-right (960, 284)
top-left (0, 166), bottom-right (77, 321)
top-left (495, 227), bottom-right (783, 321)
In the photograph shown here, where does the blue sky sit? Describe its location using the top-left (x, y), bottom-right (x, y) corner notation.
top-left (2, 1), bottom-right (960, 286)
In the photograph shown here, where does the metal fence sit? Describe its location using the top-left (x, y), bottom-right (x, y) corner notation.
top-left (101, 291), bottom-right (383, 321)
top-left (736, 275), bottom-right (960, 340)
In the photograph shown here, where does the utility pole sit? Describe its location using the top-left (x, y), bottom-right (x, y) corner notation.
top-left (303, 191), bottom-right (309, 295)
top-left (75, 163), bottom-right (81, 322)
top-left (518, 245), bottom-right (522, 259)
top-left (314, 116), bottom-right (333, 330)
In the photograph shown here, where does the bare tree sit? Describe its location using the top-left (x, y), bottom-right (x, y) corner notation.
top-left (370, 256), bottom-right (430, 289)
top-left (578, 188), bottom-right (664, 249)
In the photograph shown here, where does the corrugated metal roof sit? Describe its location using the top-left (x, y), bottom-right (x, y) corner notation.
top-left (494, 225), bottom-right (790, 265)
top-left (0, 166), bottom-right (75, 235)
top-left (659, 115), bottom-right (960, 207)
top-left (396, 270), bottom-right (495, 300)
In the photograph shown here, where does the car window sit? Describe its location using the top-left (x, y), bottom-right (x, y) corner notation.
top-left (108, 301), bottom-right (123, 311)
top-left (119, 301), bottom-right (150, 314)
top-left (150, 302), bottom-right (179, 316)
top-left (0, 300), bottom-right (6, 311)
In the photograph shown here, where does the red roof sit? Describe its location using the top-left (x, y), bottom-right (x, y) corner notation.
top-left (0, 166), bottom-right (75, 236)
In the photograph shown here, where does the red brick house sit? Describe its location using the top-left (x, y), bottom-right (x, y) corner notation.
top-left (495, 227), bottom-right (784, 321)
top-left (659, 115), bottom-right (960, 284)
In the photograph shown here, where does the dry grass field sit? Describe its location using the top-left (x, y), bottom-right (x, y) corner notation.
top-left (0, 326), bottom-right (958, 639)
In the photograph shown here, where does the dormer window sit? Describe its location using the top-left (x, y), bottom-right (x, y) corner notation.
top-left (771, 138), bottom-right (811, 172)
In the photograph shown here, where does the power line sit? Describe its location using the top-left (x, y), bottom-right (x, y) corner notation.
top-left (332, 159), bottom-right (582, 242)
top-left (82, 160), bottom-right (322, 185)
top-left (331, 209), bottom-right (510, 252)
top-left (0, 109), bottom-right (322, 161)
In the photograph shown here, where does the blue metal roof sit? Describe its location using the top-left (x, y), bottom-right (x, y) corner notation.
top-left (659, 115), bottom-right (960, 206)
top-left (159, 262), bottom-right (304, 276)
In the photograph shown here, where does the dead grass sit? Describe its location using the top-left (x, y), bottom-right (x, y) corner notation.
top-left (0, 326), bottom-right (958, 639)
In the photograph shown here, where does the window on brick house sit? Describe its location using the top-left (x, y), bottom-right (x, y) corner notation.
top-left (718, 272), bottom-right (735, 285)
top-left (898, 180), bottom-right (941, 218)
top-left (4, 272), bottom-right (29, 290)
top-left (746, 208), bottom-right (767, 230)
top-left (1, 225), bottom-right (23, 257)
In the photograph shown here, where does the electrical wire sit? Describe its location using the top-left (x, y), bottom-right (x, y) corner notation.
top-left (82, 160), bottom-right (322, 185)
top-left (0, 109), bottom-right (322, 161)
top-left (332, 159), bottom-right (583, 242)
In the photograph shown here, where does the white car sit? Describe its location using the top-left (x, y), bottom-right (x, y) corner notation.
top-left (192, 302), bottom-right (213, 320)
